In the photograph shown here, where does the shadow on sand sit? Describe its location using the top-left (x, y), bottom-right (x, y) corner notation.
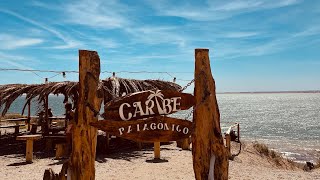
top-left (1, 133), bottom-right (175, 166)
top-left (7, 161), bottom-right (33, 166)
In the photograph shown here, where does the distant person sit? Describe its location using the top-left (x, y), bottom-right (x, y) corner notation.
top-left (48, 108), bottom-right (53, 117)
top-left (37, 110), bottom-right (45, 132)
top-left (48, 108), bottom-right (53, 125)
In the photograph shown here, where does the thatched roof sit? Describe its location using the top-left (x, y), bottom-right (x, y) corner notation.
top-left (0, 77), bottom-right (181, 116)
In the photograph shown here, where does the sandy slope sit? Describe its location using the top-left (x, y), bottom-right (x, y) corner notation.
top-left (0, 141), bottom-right (319, 180)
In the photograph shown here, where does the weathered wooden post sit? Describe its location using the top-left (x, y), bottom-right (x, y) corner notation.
top-left (69, 50), bottom-right (103, 180)
top-left (27, 101), bottom-right (31, 131)
top-left (192, 49), bottom-right (229, 180)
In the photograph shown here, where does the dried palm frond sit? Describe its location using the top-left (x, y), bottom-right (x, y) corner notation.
top-left (0, 77), bottom-right (181, 116)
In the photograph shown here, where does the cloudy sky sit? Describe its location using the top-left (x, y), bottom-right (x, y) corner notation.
top-left (0, 0), bottom-right (319, 92)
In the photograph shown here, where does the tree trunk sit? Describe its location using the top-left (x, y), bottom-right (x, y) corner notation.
top-left (69, 50), bottom-right (102, 180)
top-left (192, 49), bottom-right (229, 180)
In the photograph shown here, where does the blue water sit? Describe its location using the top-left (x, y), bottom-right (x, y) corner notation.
top-left (5, 93), bottom-right (320, 163)
top-left (217, 93), bottom-right (320, 163)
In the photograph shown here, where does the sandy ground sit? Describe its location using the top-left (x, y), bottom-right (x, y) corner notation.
top-left (0, 140), bottom-right (319, 180)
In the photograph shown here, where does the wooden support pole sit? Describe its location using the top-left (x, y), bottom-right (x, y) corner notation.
top-left (192, 49), bottom-right (229, 180)
top-left (225, 134), bottom-right (231, 157)
top-left (26, 139), bottom-right (33, 163)
top-left (154, 142), bottom-right (160, 159)
top-left (237, 123), bottom-right (240, 142)
top-left (14, 126), bottom-right (19, 134)
top-left (69, 50), bottom-right (102, 180)
top-left (137, 142), bottom-right (142, 150)
top-left (44, 94), bottom-right (49, 135)
top-left (27, 101), bottom-right (31, 131)
top-left (106, 133), bottom-right (110, 150)
top-left (181, 137), bottom-right (190, 150)
top-left (56, 143), bottom-right (68, 159)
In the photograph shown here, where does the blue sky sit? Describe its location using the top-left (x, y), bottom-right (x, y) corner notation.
top-left (0, 0), bottom-right (319, 92)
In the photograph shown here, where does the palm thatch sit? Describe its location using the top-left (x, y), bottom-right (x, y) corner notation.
top-left (0, 77), bottom-right (181, 116)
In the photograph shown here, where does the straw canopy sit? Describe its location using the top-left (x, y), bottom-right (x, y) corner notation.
top-left (0, 77), bottom-right (181, 116)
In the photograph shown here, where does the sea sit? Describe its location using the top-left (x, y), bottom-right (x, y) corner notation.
top-left (4, 93), bottom-right (320, 163)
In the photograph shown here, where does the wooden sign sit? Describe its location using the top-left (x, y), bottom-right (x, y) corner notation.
top-left (103, 90), bottom-right (194, 121)
top-left (90, 116), bottom-right (193, 142)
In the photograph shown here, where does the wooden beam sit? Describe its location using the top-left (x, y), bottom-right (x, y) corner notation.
top-left (69, 50), bottom-right (102, 180)
top-left (192, 49), bottom-right (229, 180)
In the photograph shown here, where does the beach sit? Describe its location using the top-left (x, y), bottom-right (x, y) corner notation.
top-left (1, 93), bottom-right (320, 179)
top-left (0, 141), bottom-right (319, 180)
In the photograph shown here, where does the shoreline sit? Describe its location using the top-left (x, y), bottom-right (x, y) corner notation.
top-left (242, 138), bottom-right (320, 164)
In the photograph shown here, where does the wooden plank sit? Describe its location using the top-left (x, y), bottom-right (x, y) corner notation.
top-left (16, 134), bottom-right (42, 141)
top-left (69, 50), bottom-right (103, 180)
top-left (5, 118), bottom-right (28, 121)
top-left (0, 125), bottom-right (21, 128)
top-left (103, 90), bottom-right (194, 121)
top-left (192, 49), bottom-right (229, 180)
top-left (90, 116), bottom-right (193, 142)
top-left (48, 117), bottom-right (65, 119)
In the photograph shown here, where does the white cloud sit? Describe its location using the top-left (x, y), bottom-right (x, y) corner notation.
top-left (0, 9), bottom-right (82, 49)
top-left (0, 34), bottom-right (43, 49)
top-left (124, 25), bottom-right (188, 48)
top-left (213, 27), bottom-right (319, 60)
top-left (224, 32), bottom-right (260, 38)
top-left (148, 0), bottom-right (302, 21)
top-left (0, 51), bottom-right (36, 70)
top-left (63, 0), bottom-right (130, 29)
top-left (0, 51), bottom-right (28, 61)
top-left (294, 25), bottom-right (320, 37)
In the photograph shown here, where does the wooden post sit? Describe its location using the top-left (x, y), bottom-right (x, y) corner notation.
top-left (45, 139), bottom-right (53, 152)
top-left (44, 94), bottom-right (49, 135)
top-left (56, 143), bottom-right (68, 159)
top-left (225, 134), bottom-right (231, 157)
top-left (69, 50), bottom-right (102, 180)
top-left (14, 126), bottom-right (20, 134)
top-left (237, 123), bottom-right (240, 142)
top-left (192, 49), bottom-right (229, 180)
top-left (26, 139), bottom-right (33, 163)
top-left (27, 101), bottom-right (31, 131)
top-left (106, 133), bottom-right (110, 150)
top-left (137, 142), bottom-right (142, 150)
top-left (154, 142), bottom-right (160, 159)
top-left (181, 137), bottom-right (190, 150)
